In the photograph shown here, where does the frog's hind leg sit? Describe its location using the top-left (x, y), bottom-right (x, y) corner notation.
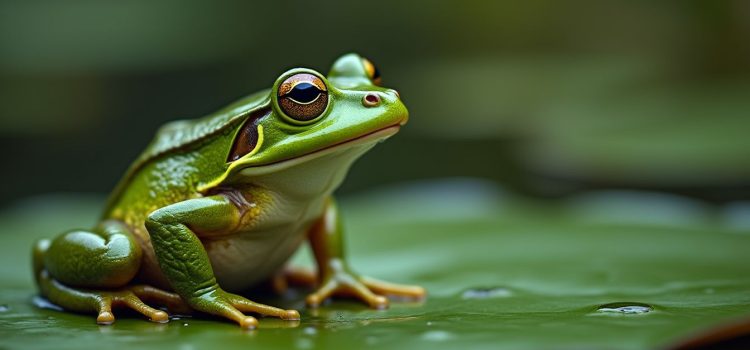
top-left (32, 220), bottom-right (186, 325)
top-left (269, 267), bottom-right (318, 294)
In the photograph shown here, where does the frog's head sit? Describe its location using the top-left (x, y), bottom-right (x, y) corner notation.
top-left (220, 53), bottom-right (407, 183)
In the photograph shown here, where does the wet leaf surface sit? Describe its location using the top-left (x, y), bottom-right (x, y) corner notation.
top-left (1, 179), bottom-right (749, 349)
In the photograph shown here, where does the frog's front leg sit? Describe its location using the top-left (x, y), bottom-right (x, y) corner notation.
top-left (305, 198), bottom-right (426, 309)
top-left (145, 193), bottom-right (299, 329)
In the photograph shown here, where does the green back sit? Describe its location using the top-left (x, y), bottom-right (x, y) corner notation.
top-left (103, 90), bottom-right (270, 215)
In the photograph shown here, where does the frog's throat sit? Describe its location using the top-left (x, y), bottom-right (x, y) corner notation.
top-left (197, 125), bottom-right (399, 193)
top-left (238, 125), bottom-right (398, 177)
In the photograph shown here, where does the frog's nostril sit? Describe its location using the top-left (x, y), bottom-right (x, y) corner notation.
top-left (363, 93), bottom-right (381, 107)
top-left (391, 89), bottom-right (400, 99)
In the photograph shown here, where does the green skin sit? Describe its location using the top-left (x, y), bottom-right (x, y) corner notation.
top-left (32, 53), bottom-right (425, 329)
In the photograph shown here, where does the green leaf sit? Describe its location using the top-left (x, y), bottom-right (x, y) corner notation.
top-left (1, 180), bottom-right (749, 349)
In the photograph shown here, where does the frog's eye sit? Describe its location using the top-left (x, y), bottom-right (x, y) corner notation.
top-left (277, 73), bottom-right (328, 123)
top-left (362, 58), bottom-right (382, 86)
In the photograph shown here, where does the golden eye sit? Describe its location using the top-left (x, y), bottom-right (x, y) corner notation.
top-left (277, 73), bottom-right (328, 122)
top-left (362, 58), bottom-right (382, 86)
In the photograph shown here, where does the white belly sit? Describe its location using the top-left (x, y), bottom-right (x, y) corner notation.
top-left (203, 194), bottom-right (327, 292)
top-left (203, 224), bottom-right (308, 291)
top-left (204, 143), bottom-right (377, 291)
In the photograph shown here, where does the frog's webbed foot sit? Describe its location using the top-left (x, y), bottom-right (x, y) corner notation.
top-left (305, 263), bottom-right (426, 309)
top-left (188, 288), bottom-right (300, 329)
top-left (93, 287), bottom-right (170, 325)
top-left (39, 270), bottom-right (187, 325)
top-left (305, 199), bottom-right (426, 310)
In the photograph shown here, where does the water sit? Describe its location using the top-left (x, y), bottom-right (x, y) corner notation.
top-left (597, 302), bottom-right (653, 315)
top-left (461, 287), bottom-right (513, 299)
top-left (422, 330), bottom-right (454, 342)
top-left (169, 314), bottom-right (192, 321)
top-left (31, 296), bottom-right (63, 311)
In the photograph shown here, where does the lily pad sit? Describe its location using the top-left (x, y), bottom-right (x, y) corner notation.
top-left (1, 179), bottom-right (749, 349)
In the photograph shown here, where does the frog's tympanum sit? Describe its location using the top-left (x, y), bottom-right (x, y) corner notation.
top-left (32, 54), bottom-right (425, 329)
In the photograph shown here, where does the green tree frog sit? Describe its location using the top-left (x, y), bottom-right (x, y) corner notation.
top-left (32, 53), bottom-right (425, 329)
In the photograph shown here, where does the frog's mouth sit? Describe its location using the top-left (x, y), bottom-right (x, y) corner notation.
top-left (238, 125), bottom-right (400, 177)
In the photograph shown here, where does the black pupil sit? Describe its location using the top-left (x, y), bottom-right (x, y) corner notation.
top-left (286, 82), bottom-right (321, 104)
top-left (372, 65), bottom-right (380, 80)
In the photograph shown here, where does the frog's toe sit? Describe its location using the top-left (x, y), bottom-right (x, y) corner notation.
top-left (131, 284), bottom-right (191, 314)
top-left (94, 297), bottom-right (115, 325)
top-left (281, 309), bottom-right (301, 320)
top-left (151, 310), bottom-right (169, 323)
top-left (240, 316), bottom-right (259, 329)
top-left (122, 295), bottom-right (170, 323)
top-left (347, 279), bottom-right (390, 309)
top-left (305, 279), bottom-right (337, 308)
top-left (227, 292), bottom-right (301, 321)
top-left (370, 295), bottom-right (389, 310)
top-left (305, 294), bottom-right (323, 308)
top-left (360, 276), bottom-right (427, 299)
top-left (96, 311), bottom-right (115, 325)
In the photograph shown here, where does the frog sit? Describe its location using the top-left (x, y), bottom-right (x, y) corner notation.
top-left (31, 53), bottom-right (425, 329)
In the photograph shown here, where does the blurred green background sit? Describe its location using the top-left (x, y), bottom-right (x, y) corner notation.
top-left (2, 0), bottom-right (749, 204)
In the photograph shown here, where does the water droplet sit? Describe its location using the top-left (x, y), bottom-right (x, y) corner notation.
top-left (0, 305), bottom-right (9, 312)
top-left (365, 336), bottom-right (378, 345)
top-left (426, 321), bottom-right (433, 326)
top-left (183, 323), bottom-right (189, 326)
top-left (303, 326), bottom-right (317, 335)
top-left (597, 302), bottom-right (652, 314)
top-left (461, 287), bottom-right (512, 299)
top-left (296, 338), bottom-right (314, 349)
top-left (32, 296), bottom-right (63, 311)
top-left (421, 330), bottom-right (454, 342)
top-left (170, 314), bottom-right (191, 321)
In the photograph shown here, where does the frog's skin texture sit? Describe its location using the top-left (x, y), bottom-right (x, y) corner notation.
top-left (31, 53), bottom-right (425, 329)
